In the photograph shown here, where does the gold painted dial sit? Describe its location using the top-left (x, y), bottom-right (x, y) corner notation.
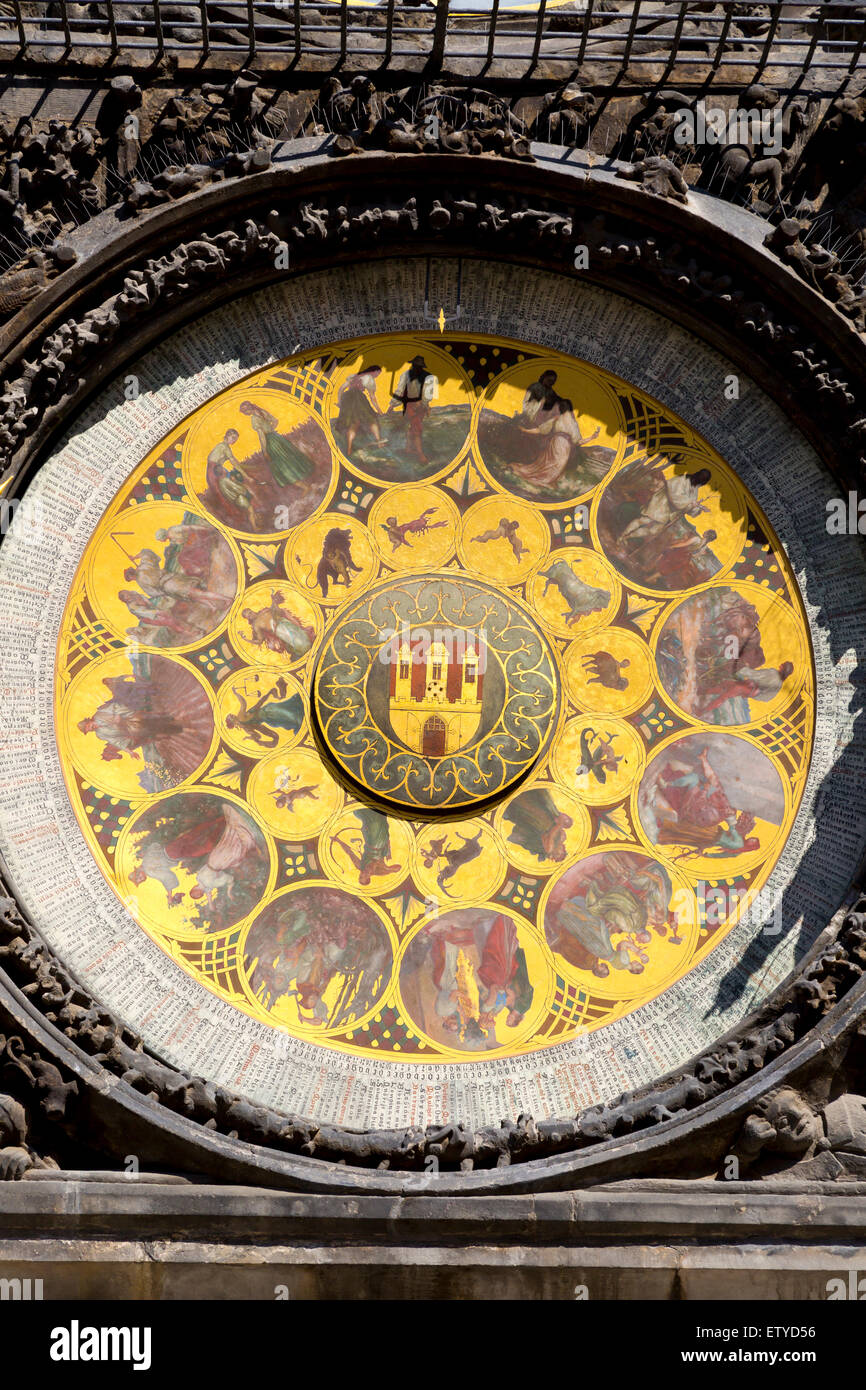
top-left (56, 332), bottom-right (814, 1061)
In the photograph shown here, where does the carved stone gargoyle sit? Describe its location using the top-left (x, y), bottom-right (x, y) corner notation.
top-left (616, 155), bottom-right (689, 204)
top-left (726, 1086), bottom-right (866, 1180)
top-left (0, 1093), bottom-right (58, 1180)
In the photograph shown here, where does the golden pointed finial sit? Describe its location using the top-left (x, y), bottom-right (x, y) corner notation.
top-left (437, 306), bottom-right (446, 333)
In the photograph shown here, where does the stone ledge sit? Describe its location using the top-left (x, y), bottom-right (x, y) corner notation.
top-left (1, 1212), bottom-right (864, 1300)
top-left (2, 1177), bottom-right (866, 1245)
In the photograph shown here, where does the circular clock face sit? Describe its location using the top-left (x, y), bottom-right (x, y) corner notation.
top-left (2, 265), bottom-right (843, 1136)
top-left (48, 331), bottom-right (814, 1064)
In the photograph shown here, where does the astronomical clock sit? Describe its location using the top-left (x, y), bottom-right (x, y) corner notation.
top-left (4, 315), bottom-right (831, 1121)
top-left (1, 4), bottom-right (865, 1306)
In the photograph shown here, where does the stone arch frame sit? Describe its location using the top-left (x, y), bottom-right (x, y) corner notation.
top-left (0, 144), bottom-right (864, 1194)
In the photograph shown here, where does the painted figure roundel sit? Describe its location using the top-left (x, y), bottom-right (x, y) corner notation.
top-left (55, 332), bottom-right (814, 1062)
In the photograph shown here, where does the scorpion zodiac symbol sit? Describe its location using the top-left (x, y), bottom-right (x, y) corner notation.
top-left (380, 507), bottom-right (447, 553)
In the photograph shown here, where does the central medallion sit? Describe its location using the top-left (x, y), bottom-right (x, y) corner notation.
top-left (313, 574), bottom-right (560, 812)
